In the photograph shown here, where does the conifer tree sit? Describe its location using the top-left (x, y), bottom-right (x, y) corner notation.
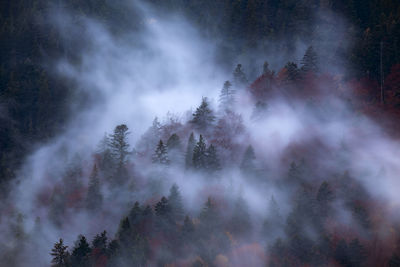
top-left (152, 140), bottom-right (169, 165)
top-left (155, 197), bottom-right (171, 217)
top-left (92, 231), bottom-right (108, 253)
top-left (190, 97), bottom-right (215, 131)
top-left (192, 135), bottom-right (208, 170)
top-left (230, 196), bottom-right (251, 236)
top-left (233, 64), bottom-right (248, 87)
top-left (182, 215), bottom-right (195, 241)
top-left (185, 133), bottom-right (196, 169)
top-left (166, 133), bottom-right (182, 164)
top-left (50, 239), bottom-right (69, 267)
top-left (206, 144), bottom-right (221, 172)
top-left (168, 184), bottom-right (184, 221)
top-left (240, 145), bottom-right (256, 173)
top-left (263, 61), bottom-right (273, 75)
top-left (109, 124), bottom-right (130, 167)
top-left (166, 133), bottom-right (181, 151)
top-left (284, 62), bottom-right (300, 82)
top-left (219, 80), bottom-right (235, 112)
top-left (199, 197), bottom-right (219, 234)
top-left (71, 235), bottom-right (91, 267)
top-left (300, 46), bottom-right (318, 74)
top-left (86, 164), bottom-right (103, 212)
top-left (128, 201), bottom-right (142, 227)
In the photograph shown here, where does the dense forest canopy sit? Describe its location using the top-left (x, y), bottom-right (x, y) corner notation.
top-left (1, 0), bottom-right (400, 266)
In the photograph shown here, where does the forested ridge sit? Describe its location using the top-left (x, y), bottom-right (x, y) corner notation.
top-left (2, 1), bottom-right (400, 266)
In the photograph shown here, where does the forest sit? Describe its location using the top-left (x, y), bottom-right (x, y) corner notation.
top-left (1, 0), bottom-right (400, 266)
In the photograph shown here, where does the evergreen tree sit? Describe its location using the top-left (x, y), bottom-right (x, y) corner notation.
top-left (300, 46), bottom-right (318, 74)
top-left (240, 145), bottom-right (256, 173)
top-left (233, 64), bottom-right (248, 87)
top-left (137, 117), bottom-right (162, 152)
top-left (284, 61), bottom-right (300, 82)
top-left (166, 133), bottom-right (181, 151)
top-left (263, 61), bottom-right (273, 75)
top-left (86, 164), bottom-right (103, 212)
top-left (92, 231), bottom-right (108, 253)
top-left (96, 133), bottom-right (114, 178)
top-left (206, 144), bottom-right (221, 172)
top-left (262, 195), bottom-right (283, 239)
top-left (190, 97), bottom-right (215, 131)
top-left (168, 184), bottom-right (184, 221)
top-left (155, 197), bottom-right (171, 217)
top-left (192, 135), bottom-right (208, 170)
top-left (219, 80), bottom-right (235, 112)
top-left (185, 132), bottom-right (196, 169)
top-left (128, 201), bottom-right (143, 228)
top-left (109, 124), bottom-right (130, 167)
top-left (152, 140), bottom-right (169, 165)
top-left (229, 196), bottom-right (251, 237)
top-left (199, 197), bottom-right (219, 235)
top-left (70, 235), bottom-right (91, 267)
top-left (166, 133), bottom-right (182, 164)
top-left (50, 239), bottom-right (69, 267)
top-left (182, 215), bottom-right (195, 241)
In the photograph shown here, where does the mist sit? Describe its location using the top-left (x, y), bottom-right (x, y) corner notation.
top-left (2, 1), bottom-right (400, 266)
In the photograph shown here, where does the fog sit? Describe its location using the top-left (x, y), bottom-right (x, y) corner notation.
top-left (2, 1), bottom-right (400, 266)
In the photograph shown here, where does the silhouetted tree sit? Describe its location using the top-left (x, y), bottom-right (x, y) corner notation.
top-left (219, 80), bottom-right (235, 112)
top-left (300, 46), bottom-right (318, 74)
top-left (233, 64), bottom-right (248, 87)
top-left (70, 235), bottom-right (91, 267)
top-left (109, 124), bottom-right (130, 166)
top-left (86, 164), bottom-right (102, 212)
top-left (192, 135), bottom-right (207, 170)
top-left (185, 132), bottom-right (196, 169)
top-left (240, 145), bottom-right (256, 173)
top-left (168, 184), bottom-right (184, 221)
top-left (190, 97), bottom-right (215, 131)
top-left (50, 239), bottom-right (69, 267)
top-left (152, 140), bottom-right (169, 165)
top-left (205, 144), bottom-right (221, 172)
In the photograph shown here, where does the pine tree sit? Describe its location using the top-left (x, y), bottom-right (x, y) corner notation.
top-left (199, 197), bottom-right (219, 234)
top-left (97, 133), bottom-right (114, 177)
top-left (168, 184), bottom-right (184, 221)
top-left (229, 196), bottom-right (251, 236)
top-left (155, 197), bottom-right (171, 217)
top-left (86, 164), bottom-right (103, 212)
top-left (185, 133), bottom-right (196, 169)
top-left (300, 46), bottom-right (318, 74)
top-left (166, 133), bottom-right (181, 151)
top-left (233, 64), bottom-right (248, 88)
top-left (50, 239), bottom-right (69, 267)
top-left (128, 201), bottom-right (143, 227)
top-left (240, 145), bottom-right (256, 173)
top-left (109, 124), bottom-right (130, 166)
top-left (92, 231), bottom-right (108, 253)
top-left (166, 133), bottom-right (182, 164)
top-left (71, 235), bottom-right (91, 267)
top-left (192, 135), bottom-right (208, 170)
top-left (152, 140), bottom-right (169, 165)
top-left (263, 61), bottom-right (273, 75)
top-left (206, 144), bottom-right (221, 172)
top-left (137, 117), bottom-right (162, 152)
top-left (190, 97), bottom-right (215, 131)
top-left (219, 80), bottom-right (235, 113)
top-left (182, 215), bottom-right (195, 241)
top-left (284, 62), bottom-right (300, 82)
